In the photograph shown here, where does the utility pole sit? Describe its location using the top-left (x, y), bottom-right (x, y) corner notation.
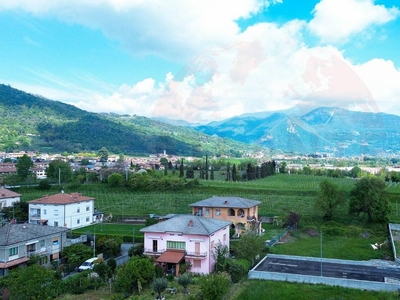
top-left (320, 230), bottom-right (323, 277)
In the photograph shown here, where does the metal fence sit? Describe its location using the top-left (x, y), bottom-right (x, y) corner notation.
top-left (265, 226), bottom-right (291, 248)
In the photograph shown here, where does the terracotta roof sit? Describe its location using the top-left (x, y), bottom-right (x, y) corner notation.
top-left (0, 257), bottom-right (29, 269)
top-left (0, 187), bottom-right (21, 199)
top-left (28, 192), bottom-right (94, 205)
top-left (156, 251), bottom-right (185, 263)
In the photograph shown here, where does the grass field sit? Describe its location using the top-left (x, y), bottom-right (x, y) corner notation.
top-left (233, 279), bottom-right (399, 300)
top-left (44, 174), bottom-right (400, 300)
top-left (17, 174), bottom-right (400, 224)
top-left (72, 223), bottom-right (145, 241)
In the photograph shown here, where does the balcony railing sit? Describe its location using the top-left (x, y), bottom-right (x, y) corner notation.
top-left (29, 214), bottom-right (41, 219)
top-left (144, 248), bottom-right (166, 255)
top-left (185, 251), bottom-right (207, 258)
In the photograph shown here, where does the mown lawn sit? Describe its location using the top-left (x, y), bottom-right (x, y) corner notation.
top-left (72, 223), bottom-right (145, 242)
top-left (233, 279), bottom-right (399, 300)
top-left (269, 230), bottom-right (391, 261)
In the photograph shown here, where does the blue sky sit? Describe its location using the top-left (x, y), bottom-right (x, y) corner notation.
top-left (0, 0), bottom-right (399, 123)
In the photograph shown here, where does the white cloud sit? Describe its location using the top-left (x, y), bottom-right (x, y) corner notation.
top-left (353, 59), bottom-right (400, 115)
top-left (307, 0), bottom-right (400, 43)
top-left (2, 0), bottom-right (400, 123)
top-left (0, 0), bottom-right (271, 61)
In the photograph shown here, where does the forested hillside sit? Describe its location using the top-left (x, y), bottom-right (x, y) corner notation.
top-left (0, 84), bottom-right (258, 156)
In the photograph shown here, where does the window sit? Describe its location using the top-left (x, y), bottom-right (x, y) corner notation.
top-left (39, 240), bottom-right (45, 248)
top-left (43, 209), bottom-right (47, 215)
top-left (86, 206), bottom-right (90, 211)
top-left (77, 219), bottom-right (80, 224)
top-left (77, 208), bottom-right (80, 213)
top-left (228, 208), bottom-right (235, 216)
top-left (223, 234), bottom-right (226, 242)
top-left (9, 247), bottom-right (18, 256)
top-left (54, 209), bottom-right (58, 216)
top-left (54, 221), bottom-right (58, 227)
top-left (211, 241), bottom-right (214, 250)
top-left (205, 209), bottom-right (209, 216)
top-left (215, 209), bottom-right (221, 216)
top-left (193, 260), bottom-right (201, 268)
top-left (52, 238), bottom-right (59, 246)
top-left (167, 241), bottom-right (186, 250)
top-left (86, 217), bottom-right (90, 222)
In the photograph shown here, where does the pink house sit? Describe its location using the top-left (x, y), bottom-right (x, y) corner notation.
top-left (140, 215), bottom-right (231, 275)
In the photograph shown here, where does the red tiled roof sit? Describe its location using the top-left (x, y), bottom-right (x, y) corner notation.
top-left (0, 187), bottom-right (21, 199)
top-left (29, 192), bottom-right (94, 205)
top-left (156, 251), bottom-right (185, 264)
top-left (0, 257), bottom-right (29, 269)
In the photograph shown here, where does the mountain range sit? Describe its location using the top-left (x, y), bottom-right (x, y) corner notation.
top-left (1, 83), bottom-right (399, 157)
top-left (193, 107), bottom-right (400, 157)
top-left (0, 84), bottom-right (256, 157)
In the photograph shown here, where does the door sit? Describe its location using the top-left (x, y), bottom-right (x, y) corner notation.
top-left (152, 240), bottom-right (158, 252)
top-left (195, 242), bottom-right (200, 255)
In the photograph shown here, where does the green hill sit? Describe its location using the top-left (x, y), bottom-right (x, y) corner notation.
top-left (0, 84), bottom-right (259, 156)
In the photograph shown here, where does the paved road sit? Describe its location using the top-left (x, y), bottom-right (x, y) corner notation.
top-left (256, 256), bottom-right (400, 282)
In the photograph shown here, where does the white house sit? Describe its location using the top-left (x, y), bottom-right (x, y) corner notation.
top-left (0, 187), bottom-right (21, 210)
top-left (0, 223), bottom-right (68, 276)
top-left (28, 192), bottom-right (95, 230)
top-left (140, 215), bottom-right (231, 275)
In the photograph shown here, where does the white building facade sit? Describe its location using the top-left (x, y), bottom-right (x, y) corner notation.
top-left (0, 187), bottom-right (21, 210)
top-left (28, 192), bottom-right (95, 230)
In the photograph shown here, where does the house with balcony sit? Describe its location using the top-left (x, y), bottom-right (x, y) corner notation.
top-left (0, 187), bottom-right (21, 210)
top-left (0, 223), bottom-right (68, 276)
top-left (28, 192), bottom-right (95, 230)
top-left (189, 196), bottom-right (262, 236)
top-left (140, 214), bottom-right (231, 276)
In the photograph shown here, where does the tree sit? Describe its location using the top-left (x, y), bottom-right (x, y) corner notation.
top-left (232, 164), bottom-right (237, 181)
top-left (151, 277), bottom-right (168, 300)
top-left (234, 233), bottom-right (265, 265)
top-left (279, 161), bottom-right (287, 173)
top-left (179, 158), bottom-right (184, 178)
top-left (16, 154), bottom-right (33, 180)
top-left (46, 159), bottom-right (72, 183)
top-left (0, 264), bottom-right (64, 299)
top-left (212, 243), bottom-right (230, 272)
top-left (178, 273), bottom-right (192, 294)
top-left (114, 256), bottom-right (155, 294)
top-left (60, 243), bottom-right (93, 271)
top-left (107, 173), bottom-right (124, 187)
top-left (199, 272), bottom-right (230, 300)
top-left (349, 177), bottom-right (391, 223)
top-left (98, 147), bottom-right (109, 166)
top-left (315, 180), bottom-right (345, 220)
top-left (349, 166), bottom-right (362, 178)
top-left (1, 201), bottom-right (28, 221)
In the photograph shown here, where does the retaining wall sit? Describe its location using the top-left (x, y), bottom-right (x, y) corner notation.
top-left (249, 254), bottom-right (400, 292)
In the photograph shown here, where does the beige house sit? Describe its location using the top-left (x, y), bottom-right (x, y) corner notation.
top-left (189, 196), bottom-right (262, 235)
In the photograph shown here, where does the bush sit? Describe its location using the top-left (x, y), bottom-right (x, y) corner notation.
top-left (128, 243), bottom-right (144, 257)
top-left (37, 179), bottom-right (51, 190)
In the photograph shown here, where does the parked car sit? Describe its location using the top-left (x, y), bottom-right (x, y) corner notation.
top-left (78, 257), bottom-right (98, 272)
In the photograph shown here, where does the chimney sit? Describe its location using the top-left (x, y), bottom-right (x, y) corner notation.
top-left (224, 200), bottom-right (228, 205)
top-left (188, 220), bottom-right (194, 227)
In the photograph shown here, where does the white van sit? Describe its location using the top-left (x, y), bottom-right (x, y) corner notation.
top-left (78, 257), bottom-right (98, 272)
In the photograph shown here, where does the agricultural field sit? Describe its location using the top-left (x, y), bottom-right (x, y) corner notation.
top-left (17, 174), bottom-right (400, 223)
